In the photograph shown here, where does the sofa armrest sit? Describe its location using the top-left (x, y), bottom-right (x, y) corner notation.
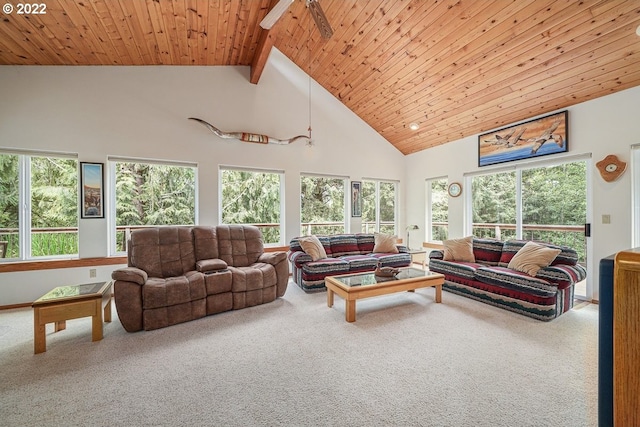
top-left (536, 263), bottom-right (587, 289)
top-left (259, 251), bottom-right (287, 265)
top-left (396, 245), bottom-right (409, 253)
top-left (429, 250), bottom-right (444, 260)
top-left (111, 267), bottom-right (148, 285)
top-left (196, 258), bottom-right (228, 273)
top-left (288, 250), bottom-right (313, 267)
top-left (259, 251), bottom-right (289, 298)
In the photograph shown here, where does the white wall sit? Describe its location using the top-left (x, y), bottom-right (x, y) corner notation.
top-left (0, 48), bottom-right (405, 305)
top-left (405, 85), bottom-right (640, 301)
top-left (2, 48), bottom-right (639, 305)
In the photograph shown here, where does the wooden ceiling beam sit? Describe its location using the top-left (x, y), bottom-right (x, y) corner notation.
top-left (250, 28), bottom-right (276, 84)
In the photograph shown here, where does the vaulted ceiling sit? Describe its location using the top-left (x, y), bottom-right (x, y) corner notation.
top-left (1, 0), bottom-right (639, 155)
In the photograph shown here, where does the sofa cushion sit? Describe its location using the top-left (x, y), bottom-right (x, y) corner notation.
top-left (472, 238), bottom-right (504, 265)
top-left (373, 232), bottom-right (399, 253)
top-left (508, 241), bottom-right (561, 276)
top-left (298, 235), bottom-right (328, 261)
top-left (229, 263), bottom-right (277, 292)
top-left (499, 239), bottom-right (578, 267)
top-left (356, 234), bottom-right (375, 253)
top-left (143, 272), bottom-right (206, 310)
top-left (193, 226), bottom-right (220, 261)
top-left (340, 254), bottom-right (379, 272)
top-left (329, 234), bottom-right (361, 257)
top-left (443, 236), bottom-right (475, 262)
top-left (290, 235), bottom-right (332, 256)
top-left (301, 258), bottom-right (350, 282)
top-left (428, 258), bottom-right (482, 280)
top-left (475, 266), bottom-right (557, 297)
top-left (216, 225), bottom-right (263, 267)
top-left (368, 252), bottom-right (412, 267)
top-left (129, 227), bottom-right (196, 278)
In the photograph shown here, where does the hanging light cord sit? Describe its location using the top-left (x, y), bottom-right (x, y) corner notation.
top-left (308, 8), bottom-right (312, 140)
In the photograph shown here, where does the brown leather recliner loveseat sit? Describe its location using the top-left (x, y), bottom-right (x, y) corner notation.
top-left (111, 225), bottom-right (289, 332)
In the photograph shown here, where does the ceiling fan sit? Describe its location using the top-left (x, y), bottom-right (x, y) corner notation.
top-left (260, 0), bottom-right (333, 39)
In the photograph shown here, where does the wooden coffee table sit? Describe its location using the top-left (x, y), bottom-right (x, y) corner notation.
top-left (32, 281), bottom-right (112, 354)
top-left (325, 268), bottom-right (445, 322)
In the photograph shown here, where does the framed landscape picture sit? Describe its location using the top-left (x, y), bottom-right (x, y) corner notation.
top-left (478, 110), bottom-right (568, 167)
top-left (80, 162), bottom-right (104, 218)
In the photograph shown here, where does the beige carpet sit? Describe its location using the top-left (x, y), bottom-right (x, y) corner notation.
top-left (0, 281), bottom-right (598, 427)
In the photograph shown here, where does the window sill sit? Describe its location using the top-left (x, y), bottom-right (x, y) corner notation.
top-left (0, 256), bottom-right (127, 273)
top-left (0, 246), bottom-right (288, 273)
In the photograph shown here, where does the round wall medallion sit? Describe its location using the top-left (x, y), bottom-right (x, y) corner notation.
top-left (448, 182), bottom-right (462, 197)
top-left (596, 154), bottom-right (626, 182)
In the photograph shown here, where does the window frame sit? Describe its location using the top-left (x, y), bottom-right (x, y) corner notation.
top-left (218, 165), bottom-right (285, 247)
top-left (300, 173), bottom-right (349, 236)
top-left (465, 154), bottom-right (591, 241)
top-left (361, 178), bottom-right (399, 236)
top-left (108, 156), bottom-right (198, 256)
top-left (425, 176), bottom-right (448, 242)
top-left (0, 149), bottom-right (79, 261)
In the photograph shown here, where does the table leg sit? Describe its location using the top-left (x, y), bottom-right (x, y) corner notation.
top-left (91, 299), bottom-right (103, 342)
top-left (327, 288), bottom-right (334, 307)
top-left (33, 308), bottom-right (46, 354)
top-left (435, 284), bottom-right (442, 303)
top-left (104, 297), bottom-right (112, 323)
top-left (54, 320), bottom-right (66, 332)
top-left (346, 299), bottom-right (356, 322)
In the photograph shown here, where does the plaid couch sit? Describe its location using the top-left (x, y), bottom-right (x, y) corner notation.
top-left (288, 234), bottom-right (411, 292)
top-left (428, 238), bottom-right (586, 321)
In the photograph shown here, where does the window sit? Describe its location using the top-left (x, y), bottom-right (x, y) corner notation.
top-left (300, 174), bottom-right (346, 235)
top-left (426, 177), bottom-right (448, 241)
top-left (0, 151), bottom-right (78, 260)
top-left (110, 158), bottom-right (196, 254)
top-left (469, 160), bottom-right (587, 263)
top-left (361, 179), bottom-right (397, 235)
top-left (471, 171), bottom-right (517, 240)
top-left (220, 167), bottom-right (283, 245)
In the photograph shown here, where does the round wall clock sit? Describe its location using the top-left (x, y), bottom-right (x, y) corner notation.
top-left (596, 154), bottom-right (626, 182)
top-left (448, 182), bottom-right (462, 197)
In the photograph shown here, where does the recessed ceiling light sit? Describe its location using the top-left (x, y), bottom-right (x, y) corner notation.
top-left (409, 122), bottom-right (420, 131)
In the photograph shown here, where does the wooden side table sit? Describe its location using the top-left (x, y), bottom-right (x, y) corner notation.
top-left (408, 249), bottom-right (427, 269)
top-left (32, 281), bottom-right (112, 354)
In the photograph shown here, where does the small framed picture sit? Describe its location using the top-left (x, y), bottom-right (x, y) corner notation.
top-left (351, 181), bottom-right (362, 217)
top-left (80, 162), bottom-right (104, 219)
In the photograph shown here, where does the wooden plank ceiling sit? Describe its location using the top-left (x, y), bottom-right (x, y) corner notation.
top-left (1, 0), bottom-right (639, 155)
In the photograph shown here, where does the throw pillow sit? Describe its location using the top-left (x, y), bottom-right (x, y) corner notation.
top-left (298, 235), bottom-right (327, 261)
top-left (508, 241), bottom-right (561, 276)
top-left (373, 233), bottom-right (399, 253)
top-left (443, 236), bottom-right (475, 262)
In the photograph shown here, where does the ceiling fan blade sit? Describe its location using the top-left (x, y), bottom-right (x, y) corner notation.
top-left (306, 0), bottom-right (333, 39)
top-left (260, 0), bottom-right (294, 30)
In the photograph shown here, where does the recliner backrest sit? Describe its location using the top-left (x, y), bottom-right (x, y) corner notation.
top-left (128, 227), bottom-right (196, 278)
top-left (214, 224), bottom-right (264, 267)
top-left (193, 226), bottom-right (220, 261)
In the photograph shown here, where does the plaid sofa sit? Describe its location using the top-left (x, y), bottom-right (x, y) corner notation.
top-left (428, 238), bottom-right (586, 321)
top-left (288, 234), bottom-right (411, 292)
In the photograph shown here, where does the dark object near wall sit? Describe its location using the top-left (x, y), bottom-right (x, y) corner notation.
top-left (598, 254), bottom-right (615, 427)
